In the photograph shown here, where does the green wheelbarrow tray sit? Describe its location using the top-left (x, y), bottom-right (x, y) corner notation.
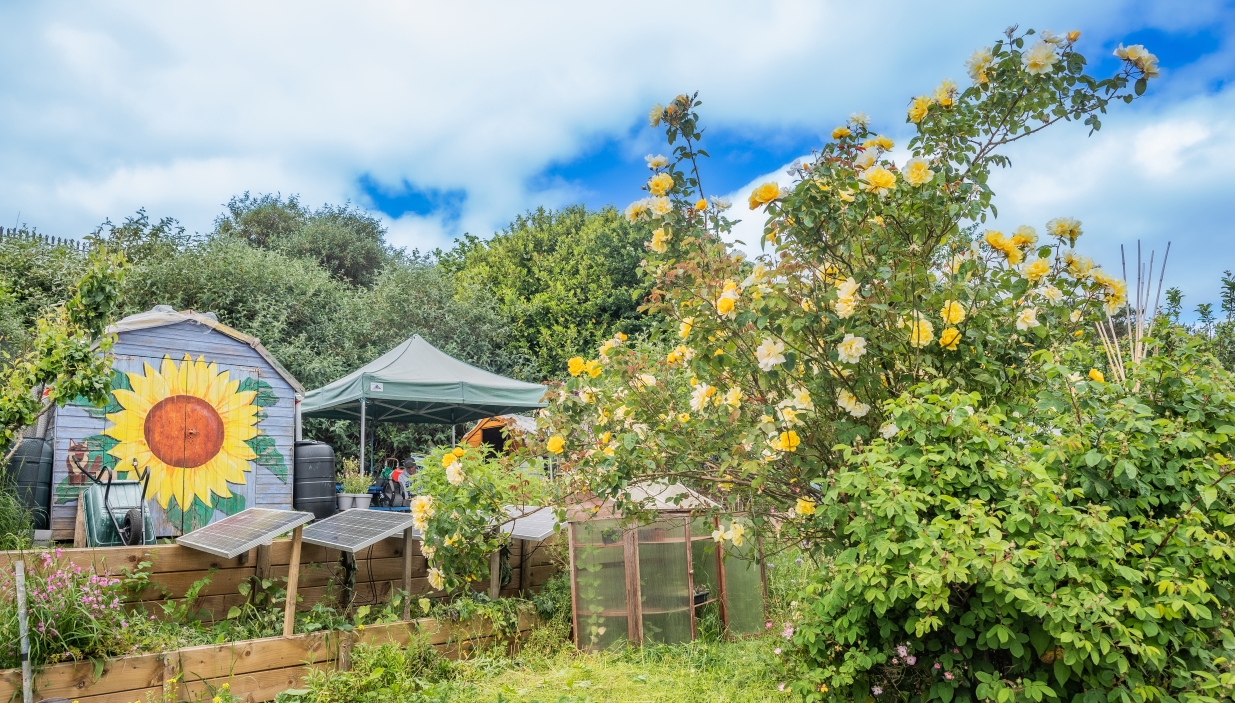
top-left (83, 480), bottom-right (156, 547)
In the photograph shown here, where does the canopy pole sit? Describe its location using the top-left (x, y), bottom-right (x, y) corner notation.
top-left (451, 424), bottom-right (456, 445)
top-left (359, 398), bottom-right (367, 476)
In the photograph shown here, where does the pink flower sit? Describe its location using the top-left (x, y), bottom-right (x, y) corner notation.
top-left (906, 656), bottom-right (917, 665)
top-left (781, 624), bottom-right (794, 639)
top-left (945, 672), bottom-right (954, 680)
top-left (774, 648), bottom-right (782, 654)
top-left (778, 683), bottom-right (786, 691)
top-left (766, 622), bottom-right (773, 629)
top-left (934, 663), bottom-right (941, 669)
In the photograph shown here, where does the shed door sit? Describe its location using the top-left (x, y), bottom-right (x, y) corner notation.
top-left (144, 394), bottom-right (224, 534)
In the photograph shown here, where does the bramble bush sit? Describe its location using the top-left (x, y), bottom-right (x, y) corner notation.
top-left (527, 25), bottom-right (1234, 703)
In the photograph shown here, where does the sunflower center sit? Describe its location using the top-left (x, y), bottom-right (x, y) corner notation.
top-left (144, 395), bottom-right (225, 468)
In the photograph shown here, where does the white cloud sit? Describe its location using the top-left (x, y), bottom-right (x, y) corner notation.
top-left (0, 0), bottom-right (1229, 314)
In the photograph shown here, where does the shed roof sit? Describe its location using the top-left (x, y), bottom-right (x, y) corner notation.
top-left (108, 306), bottom-right (306, 395)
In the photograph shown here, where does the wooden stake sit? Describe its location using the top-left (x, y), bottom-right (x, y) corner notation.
top-left (488, 549), bottom-right (501, 600)
top-left (283, 525), bottom-right (303, 637)
top-left (402, 527), bottom-right (414, 621)
top-left (73, 499), bottom-right (86, 548)
top-left (518, 539), bottom-right (530, 594)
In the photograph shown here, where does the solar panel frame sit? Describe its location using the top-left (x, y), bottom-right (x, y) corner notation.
top-left (301, 509), bottom-right (421, 553)
top-left (176, 508), bottom-right (314, 559)
top-left (500, 506), bottom-right (560, 542)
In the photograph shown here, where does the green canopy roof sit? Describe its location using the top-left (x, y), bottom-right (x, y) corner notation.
top-left (301, 335), bottom-right (547, 424)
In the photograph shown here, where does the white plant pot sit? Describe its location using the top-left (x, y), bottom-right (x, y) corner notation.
top-left (337, 494), bottom-right (355, 510)
top-left (354, 494), bottom-right (373, 510)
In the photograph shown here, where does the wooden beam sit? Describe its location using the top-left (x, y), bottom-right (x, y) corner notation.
top-left (488, 550), bottom-right (501, 600)
top-left (73, 499), bottom-right (86, 548)
top-left (518, 539), bottom-right (530, 593)
top-left (401, 528), bottom-right (414, 621)
top-left (282, 525), bottom-right (303, 637)
top-left (255, 544), bottom-right (271, 581)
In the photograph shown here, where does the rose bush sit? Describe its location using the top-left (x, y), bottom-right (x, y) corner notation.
top-left (526, 26), bottom-right (1234, 703)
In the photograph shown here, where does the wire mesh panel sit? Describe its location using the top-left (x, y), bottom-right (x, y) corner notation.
top-left (637, 519), bottom-right (693, 644)
top-left (721, 518), bottom-right (766, 636)
top-left (572, 519), bottom-right (629, 650)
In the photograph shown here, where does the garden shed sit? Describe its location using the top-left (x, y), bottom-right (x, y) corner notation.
top-left (566, 483), bottom-right (767, 650)
top-left (461, 414), bottom-right (537, 454)
top-left (48, 306), bottom-right (305, 540)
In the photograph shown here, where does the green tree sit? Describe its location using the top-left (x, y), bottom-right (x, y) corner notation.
top-left (438, 205), bottom-right (654, 380)
top-left (1163, 286), bottom-right (1183, 322)
top-left (213, 193), bottom-right (393, 287)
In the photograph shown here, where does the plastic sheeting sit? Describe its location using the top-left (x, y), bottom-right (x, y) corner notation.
top-left (637, 519), bottom-right (692, 644)
top-left (573, 519), bottom-right (629, 649)
top-left (722, 518), bottom-right (766, 636)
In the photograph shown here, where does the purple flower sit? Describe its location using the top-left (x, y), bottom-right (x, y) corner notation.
top-left (896, 645), bottom-right (909, 658)
top-left (872, 686), bottom-right (883, 695)
top-left (781, 624), bottom-right (795, 639)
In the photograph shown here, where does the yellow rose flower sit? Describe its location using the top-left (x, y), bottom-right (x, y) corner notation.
top-left (441, 453), bottom-right (458, 468)
top-left (1010, 225), bottom-right (1038, 247)
top-left (863, 135), bottom-right (894, 151)
top-left (452, 447), bottom-right (465, 457)
top-left (933, 79), bottom-right (958, 107)
top-left (902, 157), bottom-right (935, 187)
top-left (679, 317), bottom-right (693, 338)
top-left (648, 172), bottom-right (674, 196)
top-left (649, 196), bottom-right (673, 217)
top-left (796, 498), bottom-right (816, 516)
top-left (907, 95), bottom-right (932, 123)
top-left (694, 198), bottom-right (707, 211)
top-left (650, 227), bottom-right (670, 254)
top-left (748, 182), bottom-right (781, 209)
top-left (1046, 217), bottom-right (1083, 247)
top-left (940, 300), bottom-right (965, 325)
top-left (567, 356), bottom-right (585, 376)
top-left (860, 166), bottom-right (897, 196)
top-left (1024, 258), bottom-right (1050, 282)
top-left (966, 47), bottom-right (993, 84)
top-left (778, 431), bottom-right (800, 452)
top-left (716, 296), bottom-right (736, 316)
top-left (831, 126), bottom-right (851, 139)
top-left (1022, 39), bottom-right (1060, 75)
top-left (939, 327), bottom-right (962, 351)
top-left (909, 317), bottom-right (935, 348)
top-left (678, 412), bottom-right (691, 423)
top-left (546, 435), bottom-right (565, 454)
top-left (583, 360), bottom-right (602, 378)
top-left (1089, 369), bottom-right (1105, 383)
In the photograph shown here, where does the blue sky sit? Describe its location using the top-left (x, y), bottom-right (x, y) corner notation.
top-left (1, 1), bottom-right (1233, 315)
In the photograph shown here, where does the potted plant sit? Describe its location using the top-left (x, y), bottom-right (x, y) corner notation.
top-left (337, 458), bottom-right (372, 510)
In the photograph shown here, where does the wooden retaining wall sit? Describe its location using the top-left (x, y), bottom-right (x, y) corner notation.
top-left (0, 611), bottom-right (541, 703)
top-left (0, 534), bottom-right (560, 621)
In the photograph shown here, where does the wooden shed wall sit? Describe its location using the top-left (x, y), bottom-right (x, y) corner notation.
top-left (51, 320), bottom-right (297, 540)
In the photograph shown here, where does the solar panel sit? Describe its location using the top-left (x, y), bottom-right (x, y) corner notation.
top-left (501, 506), bottom-right (560, 542)
top-left (301, 509), bottom-right (420, 553)
top-left (177, 508), bottom-right (314, 559)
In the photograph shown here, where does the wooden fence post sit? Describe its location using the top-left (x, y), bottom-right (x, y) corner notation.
top-left (283, 526), bottom-right (304, 637)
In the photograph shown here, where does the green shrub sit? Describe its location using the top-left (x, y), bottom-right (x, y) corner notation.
top-left (785, 336), bottom-right (1235, 702)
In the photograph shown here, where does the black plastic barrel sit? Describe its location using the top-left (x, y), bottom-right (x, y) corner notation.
top-left (4, 437), bottom-right (52, 529)
top-left (293, 440), bottom-right (336, 520)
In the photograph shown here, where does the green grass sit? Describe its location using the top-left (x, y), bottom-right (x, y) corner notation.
top-left (442, 635), bottom-right (786, 702)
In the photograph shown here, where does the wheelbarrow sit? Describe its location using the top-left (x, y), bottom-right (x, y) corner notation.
top-left (82, 459), bottom-right (156, 546)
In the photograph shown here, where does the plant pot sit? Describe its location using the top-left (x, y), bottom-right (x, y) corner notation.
top-left (693, 590), bottom-right (710, 606)
top-left (353, 493), bottom-right (372, 510)
top-left (337, 494), bottom-right (355, 510)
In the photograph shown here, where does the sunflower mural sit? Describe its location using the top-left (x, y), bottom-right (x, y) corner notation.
top-left (57, 354), bottom-right (289, 533)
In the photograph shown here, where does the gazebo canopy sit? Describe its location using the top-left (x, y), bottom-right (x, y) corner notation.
top-left (301, 335), bottom-right (547, 424)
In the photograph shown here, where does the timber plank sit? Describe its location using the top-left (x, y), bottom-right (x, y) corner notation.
top-left (179, 663), bottom-right (329, 703)
top-left (177, 632), bottom-right (337, 679)
top-left (0, 651), bottom-right (166, 700)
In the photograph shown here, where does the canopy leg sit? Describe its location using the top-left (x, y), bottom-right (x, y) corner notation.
top-left (359, 398), bottom-right (367, 476)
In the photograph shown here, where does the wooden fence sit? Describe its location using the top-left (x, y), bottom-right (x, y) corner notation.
top-left (0, 611), bottom-right (541, 703)
top-left (0, 227), bottom-right (89, 252)
top-left (0, 534), bottom-right (560, 621)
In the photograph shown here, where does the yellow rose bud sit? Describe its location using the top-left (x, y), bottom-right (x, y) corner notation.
top-left (695, 199), bottom-right (707, 211)
top-left (1088, 369), bottom-right (1105, 383)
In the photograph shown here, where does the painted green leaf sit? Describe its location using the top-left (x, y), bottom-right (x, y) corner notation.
top-left (238, 376), bottom-right (280, 407)
top-left (78, 369), bottom-right (132, 417)
top-left (246, 434), bottom-right (289, 482)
